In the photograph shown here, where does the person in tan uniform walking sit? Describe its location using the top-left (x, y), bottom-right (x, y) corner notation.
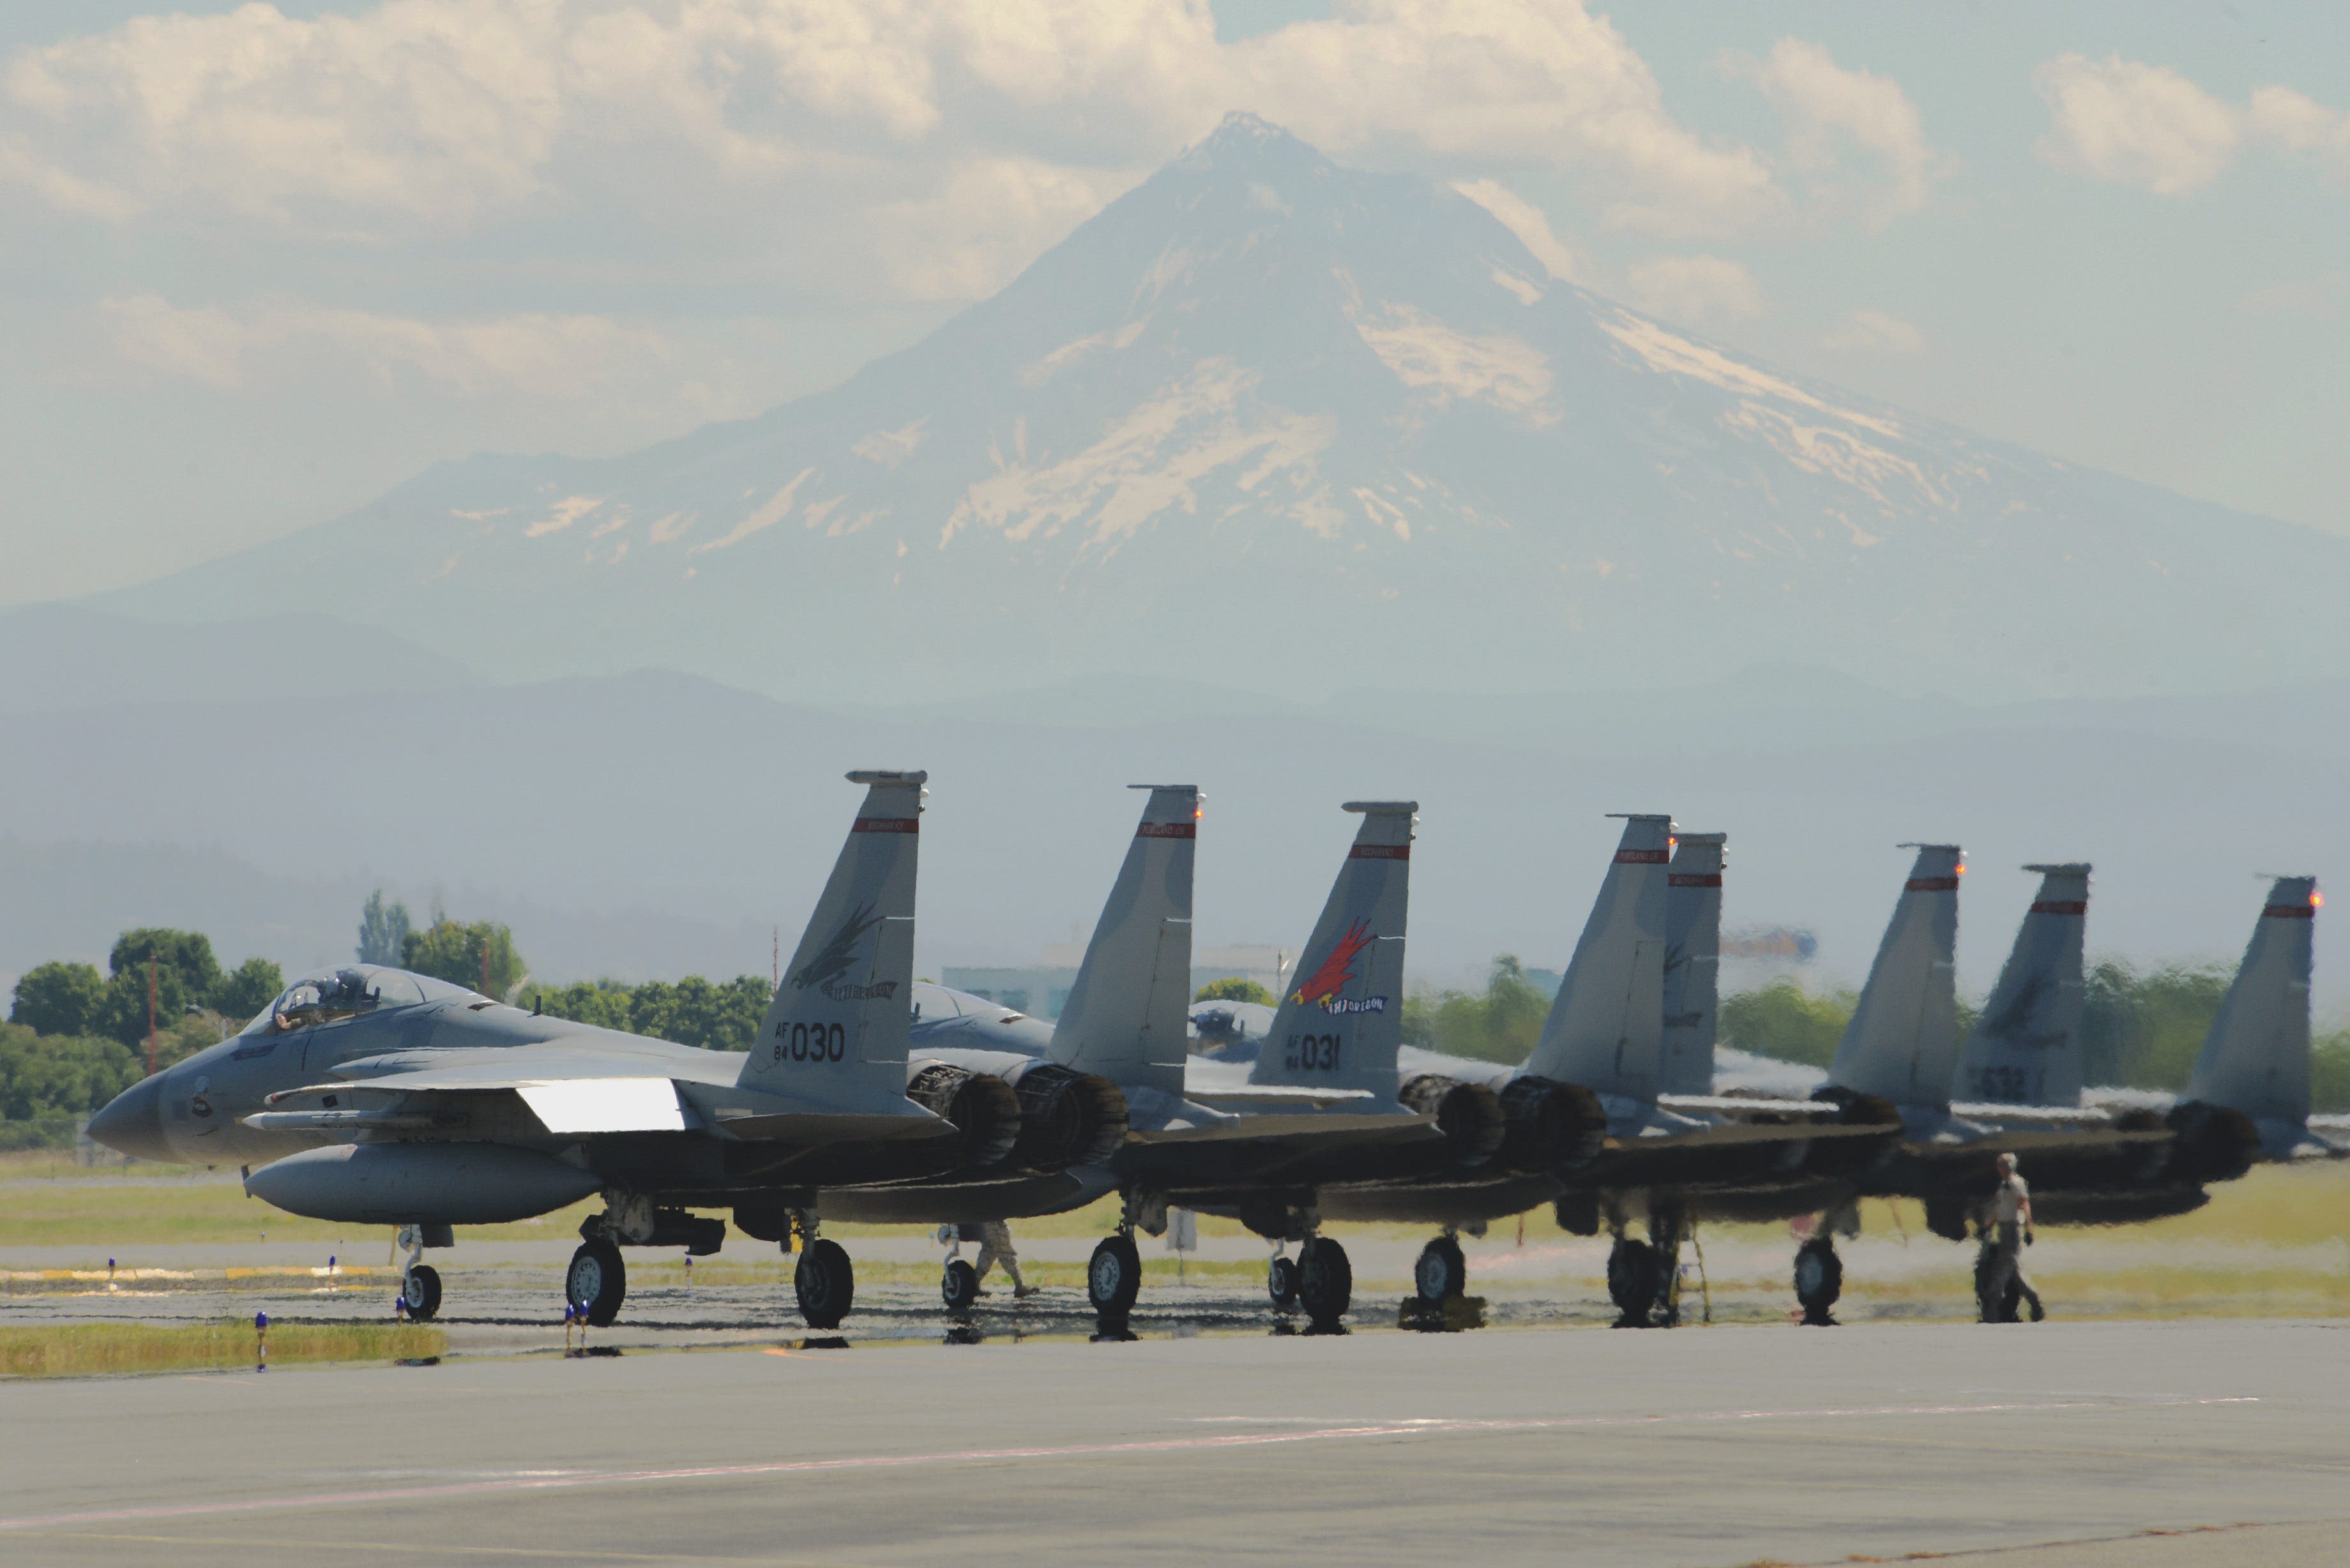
top-left (1978, 1151), bottom-right (2045, 1322)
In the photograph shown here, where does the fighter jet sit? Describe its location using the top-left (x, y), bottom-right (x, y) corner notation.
top-left (1309, 817), bottom-right (1893, 1327)
top-left (87, 771), bottom-right (1123, 1330)
top-left (911, 788), bottom-right (1512, 1327)
top-left (1772, 849), bottom-right (2266, 1324)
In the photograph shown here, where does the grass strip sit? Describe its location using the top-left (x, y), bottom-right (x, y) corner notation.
top-left (0, 1320), bottom-right (446, 1378)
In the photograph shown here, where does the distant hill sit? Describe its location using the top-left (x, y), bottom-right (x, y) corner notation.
top-left (0, 605), bottom-right (471, 712)
top-left (98, 114), bottom-right (2350, 707)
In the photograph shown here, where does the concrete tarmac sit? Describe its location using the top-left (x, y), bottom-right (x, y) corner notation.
top-left (3, 1318), bottom-right (2347, 1567)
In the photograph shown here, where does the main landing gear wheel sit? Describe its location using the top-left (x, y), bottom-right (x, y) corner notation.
top-left (1268, 1254), bottom-right (1300, 1310)
top-left (1794, 1236), bottom-right (1842, 1327)
top-left (1088, 1234), bottom-right (1142, 1315)
top-left (1297, 1237), bottom-right (1352, 1325)
top-left (795, 1238), bottom-right (855, 1329)
top-left (566, 1240), bottom-right (625, 1327)
top-left (399, 1263), bottom-right (442, 1322)
top-left (1607, 1239), bottom-right (1659, 1325)
top-left (1414, 1236), bottom-right (1467, 1302)
top-left (941, 1258), bottom-right (979, 1312)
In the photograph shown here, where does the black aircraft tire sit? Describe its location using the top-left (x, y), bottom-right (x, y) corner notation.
top-left (795, 1239), bottom-right (855, 1329)
top-left (566, 1241), bottom-right (625, 1327)
top-left (1268, 1254), bottom-right (1300, 1309)
top-left (1793, 1237), bottom-right (1843, 1316)
top-left (1414, 1236), bottom-right (1467, 1302)
top-left (1608, 1239), bottom-right (1659, 1320)
top-left (1298, 1237), bottom-right (1353, 1323)
top-left (1088, 1234), bottom-right (1142, 1314)
top-left (941, 1258), bottom-right (979, 1311)
top-left (401, 1263), bottom-right (442, 1322)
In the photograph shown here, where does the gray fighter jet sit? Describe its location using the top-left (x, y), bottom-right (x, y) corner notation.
top-left (1308, 817), bottom-right (1893, 1327)
top-left (87, 771), bottom-right (1124, 1330)
top-left (911, 788), bottom-right (1514, 1327)
top-left (1776, 849), bottom-right (2266, 1323)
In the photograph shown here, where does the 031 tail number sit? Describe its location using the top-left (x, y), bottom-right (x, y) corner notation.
top-left (1284, 1033), bottom-right (1342, 1072)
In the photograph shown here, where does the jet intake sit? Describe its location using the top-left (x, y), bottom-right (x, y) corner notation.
top-left (1399, 1074), bottom-right (1506, 1171)
top-left (1494, 1075), bottom-right (1606, 1173)
top-left (243, 1142), bottom-right (602, 1225)
top-left (905, 1064), bottom-right (1022, 1170)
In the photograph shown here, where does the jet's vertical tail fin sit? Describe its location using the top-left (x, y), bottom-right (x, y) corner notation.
top-left (1955, 864), bottom-right (2089, 1107)
top-left (2186, 877), bottom-right (2317, 1128)
top-left (1828, 844), bottom-right (1962, 1110)
top-left (1049, 785), bottom-right (1198, 1097)
top-left (1660, 831), bottom-right (1726, 1096)
top-left (739, 771), bottom-right (925, 1111)
top-left (1525, 815), bottom-right (1673, 1101)
top-left (1248, 801), bottom-right (1416, 1094)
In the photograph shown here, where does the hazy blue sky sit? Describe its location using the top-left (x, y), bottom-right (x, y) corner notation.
top-left (3, 1), bottom-right (2343, 604)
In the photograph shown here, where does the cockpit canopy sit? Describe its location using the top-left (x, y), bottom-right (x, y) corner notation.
top-left (240, 965), bottom-right (484, 1035)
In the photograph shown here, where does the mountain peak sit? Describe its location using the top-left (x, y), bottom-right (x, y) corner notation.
top-left (1179, 110), bottom-right (1326, 177)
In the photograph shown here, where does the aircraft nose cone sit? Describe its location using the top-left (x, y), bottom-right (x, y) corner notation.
top-left (87, 1073), bottom-right (175, 1163)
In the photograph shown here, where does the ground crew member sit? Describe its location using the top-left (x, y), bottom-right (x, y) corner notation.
top-left (1980, 1151), bottom-right (2045, 1322)
top-left (973, 1219), bottom-right (1037, 1298)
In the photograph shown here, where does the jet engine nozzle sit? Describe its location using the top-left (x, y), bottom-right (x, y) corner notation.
top-left (906, 1064), bottom-right (1022, 1171)
top-left (1005, 1064), bottom-right (1129, 1171)
top-left (1494, 1075), bottom-right (1605, 1173)
top-left (2162, 1099), bottom-right (2262, 1184)
top-left (1399, 1074), bottom-right (1506, 1171)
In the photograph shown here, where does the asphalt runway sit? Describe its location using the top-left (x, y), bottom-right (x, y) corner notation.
top-left (4, 1318), bottom-right (2347, 1567)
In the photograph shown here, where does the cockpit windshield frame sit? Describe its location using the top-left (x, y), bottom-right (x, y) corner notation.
top-left (240, 965), bottom-right (478, 1036)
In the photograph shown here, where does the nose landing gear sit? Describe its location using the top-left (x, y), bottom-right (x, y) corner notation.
top-left (566, 1239), bottom-right (625, 1327)
top-left (1793, 1235), bottom-right (1842, 1326)
top-left (1413, 1232), bottom-right (1468, 1302)
top-left (393, 1225), bottom-right (442, 1322)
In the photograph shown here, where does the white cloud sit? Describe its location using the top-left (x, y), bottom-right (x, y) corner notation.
top-left (1624, 255), bottom-right (1763, 326)
top-left (1452, 179), bottom-right (1582, 282)
top-left (2033, 54), bottom-right (2240, 194)
top-left (1821, 307), bottom-right (1925, 355)
top-left (1723, 39), bottom-right (1948, 224)
top-left (2034, 55), bottom-right (2349, 194)
top-left (2247, 85), bottom-right (2350, 174)
top-left (0, 0), bottom-right (1793, 285)
top-left (100, 294), bottom-right (676, 398)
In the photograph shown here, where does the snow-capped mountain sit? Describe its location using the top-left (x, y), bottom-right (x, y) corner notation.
top-left (109, 114), bottom-right (2349, 705)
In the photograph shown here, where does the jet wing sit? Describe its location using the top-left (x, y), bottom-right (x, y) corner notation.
top-left (1946, 1101), bottom-right (2115, 1127)
top-left (1657, 1092), bottom-right (1853, 1119)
